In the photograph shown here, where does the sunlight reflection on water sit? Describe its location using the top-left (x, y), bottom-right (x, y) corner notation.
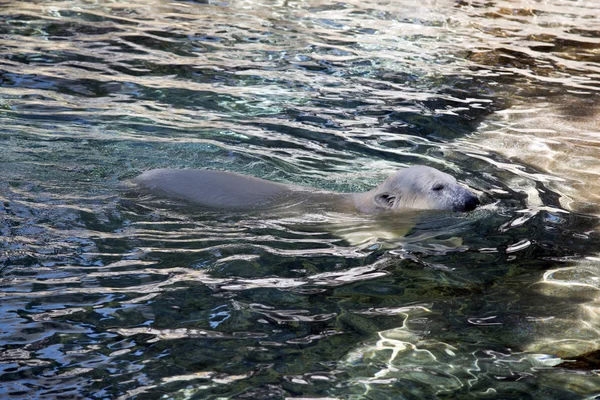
top-left (1, 0), bottom-right (600, 398)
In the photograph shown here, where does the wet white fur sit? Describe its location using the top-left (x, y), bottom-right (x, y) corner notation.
top-left (134, 165), bottom-right (477, 214)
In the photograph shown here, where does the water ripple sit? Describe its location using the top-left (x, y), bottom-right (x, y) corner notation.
top-left (2, 0), bottom-right (600, 398)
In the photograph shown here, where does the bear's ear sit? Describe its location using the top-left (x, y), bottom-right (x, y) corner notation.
top-left (374, 192), bottom-right (398, 209)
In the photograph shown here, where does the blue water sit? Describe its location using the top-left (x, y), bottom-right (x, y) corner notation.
top-left (1, 0), bottom-right (600, 398)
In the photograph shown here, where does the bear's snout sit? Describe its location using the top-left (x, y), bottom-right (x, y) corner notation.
top-left (453, 192), bottom-right (479, 212)
top-left (463, 194), bottom-right (480, 212)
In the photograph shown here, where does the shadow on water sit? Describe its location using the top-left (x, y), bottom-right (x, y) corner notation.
top-left (1, 0), bottom-right (600, 398)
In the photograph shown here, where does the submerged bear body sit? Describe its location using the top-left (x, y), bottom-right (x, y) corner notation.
top-left (134, 165), bottom-right (479, 214)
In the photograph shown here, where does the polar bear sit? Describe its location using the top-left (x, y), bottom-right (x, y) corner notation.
top-left (133, 165), bottom-right (479, 214)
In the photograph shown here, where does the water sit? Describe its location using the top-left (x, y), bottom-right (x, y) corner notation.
top-left (1, 0), bottom-right (599, 398)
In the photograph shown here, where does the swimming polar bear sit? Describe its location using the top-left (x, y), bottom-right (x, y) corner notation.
top-left (133, 165), bottom-right (479, 214)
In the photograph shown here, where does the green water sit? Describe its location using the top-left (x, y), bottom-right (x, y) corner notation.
top-left (1, 0), bottom-right (600, 398)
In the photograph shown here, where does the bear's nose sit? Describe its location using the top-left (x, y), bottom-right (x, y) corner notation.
top-left (453, 191), bottom-right (480, 212)
top-left (463, 194), bottom-right (480, 212)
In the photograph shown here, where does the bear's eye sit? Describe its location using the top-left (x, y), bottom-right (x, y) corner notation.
top-left (432, 183), bottom-right (445, 191)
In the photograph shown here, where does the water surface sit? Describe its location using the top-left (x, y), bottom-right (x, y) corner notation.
top-left (1, 0), bottom-right (600, 398)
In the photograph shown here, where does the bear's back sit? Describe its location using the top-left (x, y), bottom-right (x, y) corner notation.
top-left (134, 169), bottom-right (295, 209)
